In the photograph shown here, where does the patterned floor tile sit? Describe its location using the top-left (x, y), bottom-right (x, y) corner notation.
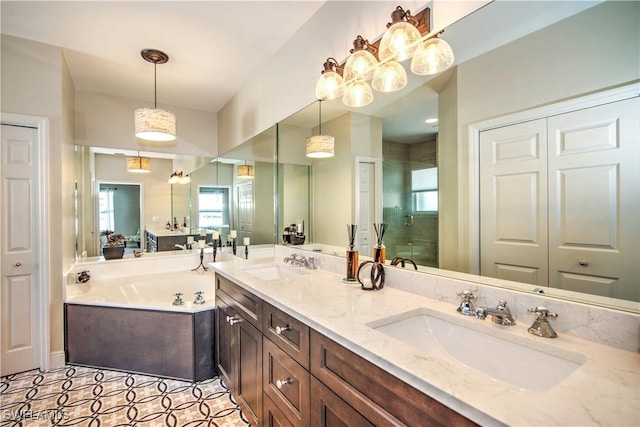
top-left (0, 366), bottom-right (250, 427)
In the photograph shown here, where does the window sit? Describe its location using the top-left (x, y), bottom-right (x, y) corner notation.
top-left (198, 187), bottom-right (229, 228)
top-left (412, 167), bottom-right (438, 212)
top-left (99, 187), bottom-right (116, 231)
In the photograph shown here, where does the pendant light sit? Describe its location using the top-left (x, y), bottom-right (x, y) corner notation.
top-left (134, 49), bottom-right (176, 142)
top-left (306, 100), bottom-right (335, 158)
top-left (127, 151), bottom-right (151, 173)
top-left (237, 162), bottom-right (255, 178)
top-left (378, 6), bottom-right (421, 62)
top-left (411, 35), bottom-right (455, 76)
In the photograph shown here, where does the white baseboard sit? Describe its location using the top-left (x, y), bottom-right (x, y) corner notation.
top-left (49, 351), bottom-right (66, 370)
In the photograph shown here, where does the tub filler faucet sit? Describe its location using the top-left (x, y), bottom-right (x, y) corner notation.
top-left (173, 293), bottom-right (184, 306)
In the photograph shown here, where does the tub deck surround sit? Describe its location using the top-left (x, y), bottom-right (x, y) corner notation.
top-left (210, 257), bottom-right (639, 426)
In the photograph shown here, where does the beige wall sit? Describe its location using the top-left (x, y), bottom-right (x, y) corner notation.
top-left (75, 91), bottom-right (217, 157)
top-left (439, 1), bottom-right (640, 272)
top-left (1, 34), bottom-right (75, 358)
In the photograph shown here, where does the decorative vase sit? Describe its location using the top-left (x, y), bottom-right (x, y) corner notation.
top-left (345, 224), bottom-right (359, 282)
top-left (373, 223), bottom-right (388, 264)
top-left (103, 246), bottom-right (125, 260)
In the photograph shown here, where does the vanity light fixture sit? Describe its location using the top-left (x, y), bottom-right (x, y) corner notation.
top-left (134, 49), bottom-right (176, 142)
top-left (127, 151), bottom-right (151, 173)
top-left (168, 171), bottom-right (190, 184)
top-left (306, 100), bottom-right (335, 158)
top-left (313, 7), bottom-right (455, 107)
top-left (237, 163), bottom-right (255, 179)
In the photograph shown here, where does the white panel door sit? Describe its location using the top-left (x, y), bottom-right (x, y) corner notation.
top-left (1, 124), bottom-right (40, 375)
top-left (237, 181), bottom-right (254, 244)
top-left (547, 98), bottom-right (639, 301)
top-left (480, 119), bottom-right (548, 285)
top-left (357, 162), bottom-right (375, 255)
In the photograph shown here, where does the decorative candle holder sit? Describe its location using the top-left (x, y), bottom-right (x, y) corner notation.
top-left (344, 224), bottom-right (359, 283)
top-left (373, 223), bottom-right (388, 264)
top-left (191, 248), bottom-right (208, 272)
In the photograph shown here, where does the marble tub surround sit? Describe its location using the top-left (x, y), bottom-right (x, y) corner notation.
top-left (213, 255), bottom-right (639, 426)
top-left (274, 245), bottom-right (639, 352)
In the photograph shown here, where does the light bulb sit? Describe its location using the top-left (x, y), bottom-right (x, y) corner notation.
top-left (372, 61), bottom-right (407, 93)
top-left (343, 81), bottom-right (373, 107)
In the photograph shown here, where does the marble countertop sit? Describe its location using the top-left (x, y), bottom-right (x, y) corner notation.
top-left (211, 257), bottom-right (639, 426)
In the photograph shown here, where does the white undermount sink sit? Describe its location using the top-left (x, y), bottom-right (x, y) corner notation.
top-left (368, 307), bottom-right (585, 392)
top-left (241, 263), bottom-right (310, 281)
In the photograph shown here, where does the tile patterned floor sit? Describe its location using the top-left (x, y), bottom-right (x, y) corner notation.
top-left (0, 366), bottom-right (250, 426)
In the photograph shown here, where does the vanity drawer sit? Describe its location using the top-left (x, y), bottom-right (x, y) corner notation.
top-left (310, 330), bottom-right (477, 427)
top-left (263, 338), bottom-right (310, 426)
top-left (263, 302), bottom-right (310, 368)
top-left (216, 275), bottom-right (262, 329)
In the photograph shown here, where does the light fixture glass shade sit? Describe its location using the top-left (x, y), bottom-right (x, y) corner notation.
top-left (306, 135), bottom-right (335, 158)
top-left (135, 108), bottom-right (177, 141)
top-left (343, 80), bottom-right (373, 107)
top-left (127, 156), bottom-right (151, 173)
top-left (343, 49), bottom-right (378, 81)
top-left (379, 21), bottom-right (421, 62)
top-left (372, 61), bottom-right (407, 93)
top-left (411, 37), bottom-right (455, 76)
top-left (237, 165), bottom-right (255, 178)
top-left (315, 71), bottom-right (346, 101)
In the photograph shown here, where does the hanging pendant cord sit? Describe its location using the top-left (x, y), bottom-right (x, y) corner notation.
top-left (318, 100), bottom-right (322, 135)
top-left (153, 62), bottom-right (158, 109)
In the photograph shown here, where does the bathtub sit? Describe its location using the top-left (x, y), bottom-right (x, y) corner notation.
top-left (64, 270), bottom-right (216, 381)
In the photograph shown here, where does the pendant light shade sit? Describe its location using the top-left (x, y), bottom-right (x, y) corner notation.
top-left (378, 6), bottom-right (421, 62)
top-left (306, 100), bottom-right (334, 158)
top-left (343, 36), bottom-right (378, 82)
top-left (135, 108), bottom-right (176, 141)
top-left (237, 164), bottom-right (255, 178)
top-left (135, 49), bottom-right (176, 142)
top-left (343, 80), bottom-right (373, 108)
top-left (372, 61), bottom-right (407, 93)
top-left (411, 36), bottom-right (455, 76)
top-left (315, 58), bottom-right (346, 101)
top-left (127, 154), bottom-right (151, 173)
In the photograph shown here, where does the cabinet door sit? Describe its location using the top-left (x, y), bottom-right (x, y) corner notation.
top-left (237, 315), bottom-right (263, 426)
top-left (215, 298), bottom-right (236, 390)
top-left (310, 377), bottom-right (374, 427)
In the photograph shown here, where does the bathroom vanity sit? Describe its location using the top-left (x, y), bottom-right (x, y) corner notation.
top-left (145, 227), bottom-right (209, 252)
top-left (211, 251), bottom-right (639, 426)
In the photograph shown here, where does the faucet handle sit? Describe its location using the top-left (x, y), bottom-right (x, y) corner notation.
top-left (173, 292), bottom-right (184, 306)
top-left (527, 306), bottom-right (557, 319)
top-left (456, 290), bottom-right (477, 316)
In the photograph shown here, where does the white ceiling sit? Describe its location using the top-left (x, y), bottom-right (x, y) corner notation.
top-left (1, 0), bottom-right (325, 113)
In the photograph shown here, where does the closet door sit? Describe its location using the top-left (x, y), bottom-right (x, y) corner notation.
top-left (480, 119), bottom-right (548, 285)
top-left (547, 97), bottom-right (639, 301)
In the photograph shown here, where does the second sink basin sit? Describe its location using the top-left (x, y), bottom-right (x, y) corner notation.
top-left (368, 307), bottom-right (585, 392)
top-left (241, 263), bottom-right (310, 281)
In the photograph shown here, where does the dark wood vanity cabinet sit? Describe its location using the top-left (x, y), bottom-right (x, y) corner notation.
top-left (215, 276), bottom-right (263, 426)
top-left (215, 274), bottom-right (477, 427)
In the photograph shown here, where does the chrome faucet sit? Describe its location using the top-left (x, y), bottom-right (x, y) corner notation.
top-left (173, 292), bottom-right (184, 306)
top-left (527, 307), bottom-right (558, 338)
top-left (193, 291), bottom-right (205, 305)
top-left (476, 299), bottom-right (516, 326)
top-left (456, 290), bottom-right (478, 316)
top-left (283, 253), bottom-right (317, 270)
top-left (174, 244), bottom-right (187, 250)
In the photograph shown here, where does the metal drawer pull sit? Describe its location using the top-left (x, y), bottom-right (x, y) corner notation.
top-left (578, 260), bottom-right (589, 267)
top-left (15, 262), bottom-right (22, 267)
top-left (275, 324), bottom-right (291, 335)
top-left (275, 378), bottom-right (292, 389)
top-left (226, 315), bottom-right (242, 325)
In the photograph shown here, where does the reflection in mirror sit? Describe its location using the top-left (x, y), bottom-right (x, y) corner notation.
top-left (277, 1), bottom-right (640, 310)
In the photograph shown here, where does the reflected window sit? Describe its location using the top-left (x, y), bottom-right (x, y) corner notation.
top-left (99, 187), bottom-right (116, 230)
top-left (198, 187), bottom-right (229, 228)
top-left (412, 167), bottom-right (438, 212)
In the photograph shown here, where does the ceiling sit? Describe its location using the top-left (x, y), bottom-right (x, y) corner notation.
top-left (2, 1), bottom-right (602, 147)
top-left (1, 0), bottom-right (325, 113)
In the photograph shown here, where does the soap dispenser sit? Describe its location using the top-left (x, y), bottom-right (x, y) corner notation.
top-left (345, 224), bottom-right (359, 282)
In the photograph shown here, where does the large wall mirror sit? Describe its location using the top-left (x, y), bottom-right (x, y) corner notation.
top-left (74, 126), bottom-right (277, 258)
top-left (277, 1), bottom-right (640, 310)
